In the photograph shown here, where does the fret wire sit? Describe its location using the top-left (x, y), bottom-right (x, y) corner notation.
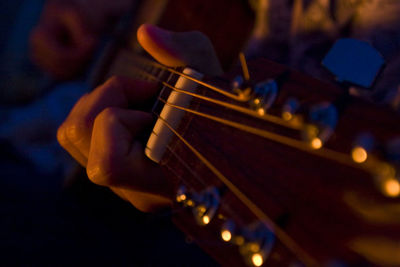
top-left (154, 114), bottom-right (318, 267)
top-left (124, 63), bottom-right (301, 131)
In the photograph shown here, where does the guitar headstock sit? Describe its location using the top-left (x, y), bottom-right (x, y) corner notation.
top-left (148, 58), bottom-right (400, 266)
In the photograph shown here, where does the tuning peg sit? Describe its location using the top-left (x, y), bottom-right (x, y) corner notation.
top-left (303, 102), bottom-right (338, 149)
top-left (176, 185), bottom-right (196, 207)
top-left (373, 163), bottom-right (400, 198)
top-left (232, 75), bottom-right (245, 91)
top-left (239, 223), bottom-right (275, 267)
top-left (231, 75), bottom-right (252, 100)
top-left (249, 80), bottom-right (278, 116)
top-left (220, 220), bottom-right (236, 243)
top-left (281, 98), bottom-right (299, 121)
top-left (351, 133), bottom-right (374, 163)
top-left (176, 186), bottom-right (221, 225)
top-left (192, 187), bottom-right (220, 226)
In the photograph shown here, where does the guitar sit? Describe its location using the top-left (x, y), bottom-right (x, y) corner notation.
top-left (90, 1), bottom-right (400, 266)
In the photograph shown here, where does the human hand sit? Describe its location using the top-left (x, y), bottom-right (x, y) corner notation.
top-left (57, 24), bottom-right (222, 212)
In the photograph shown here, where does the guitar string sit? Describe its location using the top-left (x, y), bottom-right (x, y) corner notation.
top-left (157, 97), bottom-right (373, 172)
top-left (125, 63), bottom-right (302, 130)
top-left (129, 61), bottom-right (384, 187)
top-left (129, 62), bottom-right (380, 177)
top-left (165, 145), bottom-right (207, 187)
top-left (130, 56), bottom-right (390, 264)
top-left (153, 113), bottom-right (318, 267)
top-left (165, 143), bottom-right (276, 233)
top-left (167, 142), bottom-right (289, 230)
top-left (130, 54), bottom-right (251, 102)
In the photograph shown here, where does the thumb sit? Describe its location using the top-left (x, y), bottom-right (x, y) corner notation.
top-left (137, 24), bottom-right (223, 76)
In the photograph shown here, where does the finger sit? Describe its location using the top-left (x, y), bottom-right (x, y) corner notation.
top-left (60, 76), bottom-right (158, 160)
top-left (57, 123), bottom-right (88, 166)
top-left (137, 24), bottom-right (223, 76)
top-left (57, 94), bottom-right (91, 166)
top-left (110, 187), bottom-right (172, 212)
top-left (86, 107), bottom-right (171, 198)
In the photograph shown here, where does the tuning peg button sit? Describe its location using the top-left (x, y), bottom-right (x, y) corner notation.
top-left (282, 98), bottom-right (299, 121)
top-left (192, 187), bottom-right (220, 226)
top-left (250, 80), bottom-right (278, 115)
top-left (303, 103), bottom-right (338, 149)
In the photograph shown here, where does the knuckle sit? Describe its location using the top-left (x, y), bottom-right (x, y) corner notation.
top-left (56, 124), bottom-right (68, 147)
top-left (64, 119), bottom-right (87, 145)
top-left (96, 107), bottom-right (120, 126)
top-left (86, 162), bottom-right (110, 185)
top-left (87, 154), bottom-right (122, 186)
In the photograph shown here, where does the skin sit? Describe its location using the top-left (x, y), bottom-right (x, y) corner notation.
top-left (30, 0), bottom-right (133, 80)
top-left (30, 2), bottom-right (97, 79)
top-left (57, 24), bottom-right (222, 212)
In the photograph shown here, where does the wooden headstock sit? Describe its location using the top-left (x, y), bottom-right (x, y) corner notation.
top-left (154, 58), bottom-right (400, 266)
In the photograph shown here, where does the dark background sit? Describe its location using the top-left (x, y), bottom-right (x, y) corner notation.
top-left (0, 1), bottom-right (216, 265)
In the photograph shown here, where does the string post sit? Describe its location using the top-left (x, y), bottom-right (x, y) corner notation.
top-left (230, 53), bottom-right (253, 101)
top-left (239, 52), bottom-right (250, 82)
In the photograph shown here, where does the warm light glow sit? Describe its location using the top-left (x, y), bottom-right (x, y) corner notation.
top-left (282, 111), bottom-right (293, 121)
top-left (202, 215), bottom-right (210, 225)
top-left (253, 98), bottom-right (261, 105)
top-left (198, 205), bottom-right (206, 214)
top-left (251, 253), bottom-right (264, 267)
top-left (258, 108), bottom-right (265, 116)
top-left (235, 236), bottom-right (245, 245)
top-left (352, 146), bottom-right (368, 163)
top-left (221, 230), bottom-right (232, 242)
top-left (250, 243), bottom-right (260, 252)
top-left (176, 194), bottom-right (186, 202)
top-left (311, 137), bottom-right (322, 149)
top-left (384, 179), bottom-right (400, 197)
top-left (186, 200), bottom-right (194, 206)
